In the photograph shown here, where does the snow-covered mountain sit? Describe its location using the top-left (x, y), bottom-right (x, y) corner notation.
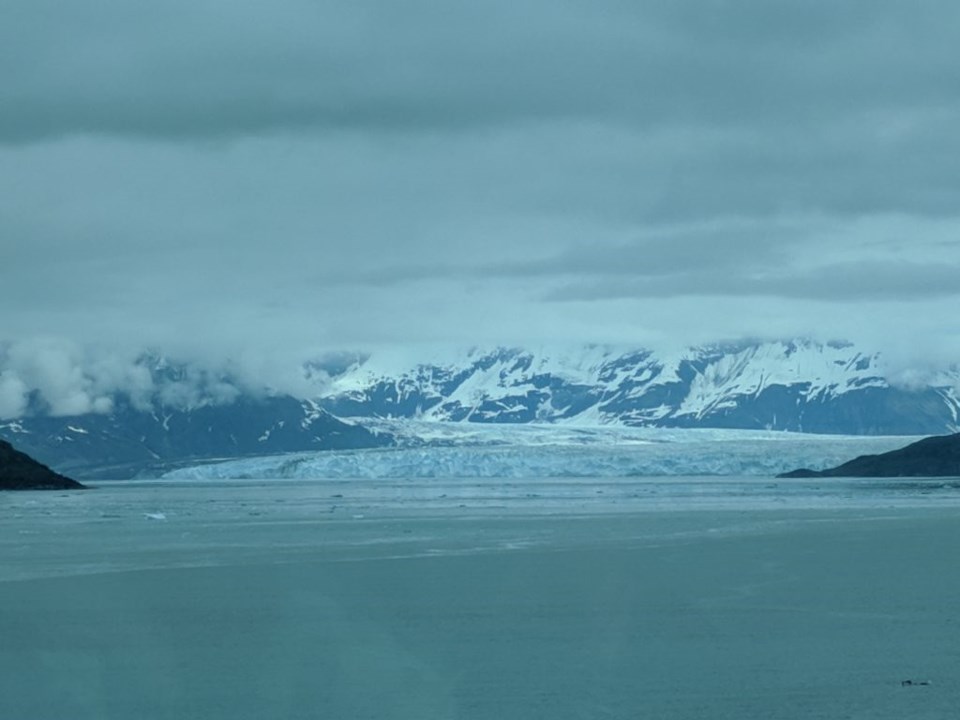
top-left (0, 348), bottom-right (396, 483)
top-left (0, 397), bottom-right (391, 480)
top-left (316, 341), bottom-right (960, 435)
top-left (2, 340), bottom-right (957, 480)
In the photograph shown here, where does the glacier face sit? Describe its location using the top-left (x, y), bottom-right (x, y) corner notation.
top-left (162, 423), bottom-right (917, 480)
top-left (317, 341), bottom-right (960, 435)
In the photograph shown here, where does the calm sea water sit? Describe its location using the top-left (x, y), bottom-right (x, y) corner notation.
top-left (3, 478), bottom-right (960, 719)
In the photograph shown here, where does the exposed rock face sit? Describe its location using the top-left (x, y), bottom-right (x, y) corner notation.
top-left (778, 433), bottom-right (960, 478)
top-left (0, 440), bottom-right (85, 490)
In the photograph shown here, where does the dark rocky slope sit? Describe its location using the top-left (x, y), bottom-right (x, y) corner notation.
top-left (0, 440), bottom-right (85, 490)
top-left (779, 433), bottom-right (960, 478)
top-left (0, 397), bottom-right (393, 480)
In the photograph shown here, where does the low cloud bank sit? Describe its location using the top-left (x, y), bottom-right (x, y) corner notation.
top-left (0, 338), bottom-right (332, 420)
top-left (1, 336), bottom-right (958, 421)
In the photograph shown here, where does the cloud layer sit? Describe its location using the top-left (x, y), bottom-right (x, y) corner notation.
top-left (2, 0), bottom-right (958, 394)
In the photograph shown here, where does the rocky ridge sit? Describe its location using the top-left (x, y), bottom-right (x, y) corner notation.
top-left (0, 439), bottom-right (84, 490)
top-left (779, 433), bottom-right (960, 478)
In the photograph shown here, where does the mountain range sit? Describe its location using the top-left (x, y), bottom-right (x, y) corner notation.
top-left (318, 341), bottom-right (959, 434)
top-left (0, 397), bottom-right (388, 480)
top-left (1, 340), bottom-right (957, 479)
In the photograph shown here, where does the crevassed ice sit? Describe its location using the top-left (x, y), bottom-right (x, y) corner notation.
top-left (162, 427), bottom-right (915, 480)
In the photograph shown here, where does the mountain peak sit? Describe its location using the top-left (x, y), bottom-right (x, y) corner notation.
top-left (317, 340), bottom-right (958, 434)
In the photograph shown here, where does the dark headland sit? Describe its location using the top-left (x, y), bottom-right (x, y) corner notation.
top-left (779, 433), bottom-right (960, 478)
top-left (0, 439), bottom-right (85, 490)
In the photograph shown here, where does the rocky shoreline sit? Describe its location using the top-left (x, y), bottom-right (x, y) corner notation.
top-left (779, 433), bottom-right (960, 478)
top-left (0, 440), bottom-right (85, 490)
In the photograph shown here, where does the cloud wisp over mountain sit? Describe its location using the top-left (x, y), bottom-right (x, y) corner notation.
top-left (3, 0), bottom-right (958, 384)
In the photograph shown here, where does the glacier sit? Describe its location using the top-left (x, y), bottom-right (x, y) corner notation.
top-left (161, 422), bottom-right (918, 480)
top-left (4, 339), bottom-right (958, 480)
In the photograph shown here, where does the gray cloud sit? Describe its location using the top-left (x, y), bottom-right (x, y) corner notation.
top-left (546, 260), bottom-right (960, 302)
top-left (1, 0), bottom-right (959, 397)
top-left (0, 371), bottom-right (29, 419)
top-left (4, 1), bottom-right (959, 143)
top-left (318, 215), bottom-right (960, 304)
top-left (0, 339), bottom-right (128, 417)
top-left (0, 338), bottom-right (334, 420)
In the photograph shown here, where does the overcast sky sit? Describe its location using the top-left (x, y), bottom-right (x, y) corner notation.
top-left (2, 0), bottom-right (959, 406)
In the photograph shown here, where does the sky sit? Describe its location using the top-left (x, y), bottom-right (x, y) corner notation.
top-left (2, 0), bottom-right (959, 412)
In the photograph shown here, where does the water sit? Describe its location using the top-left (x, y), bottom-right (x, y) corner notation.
top-left (3, 478), bottom-right (960, 718)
